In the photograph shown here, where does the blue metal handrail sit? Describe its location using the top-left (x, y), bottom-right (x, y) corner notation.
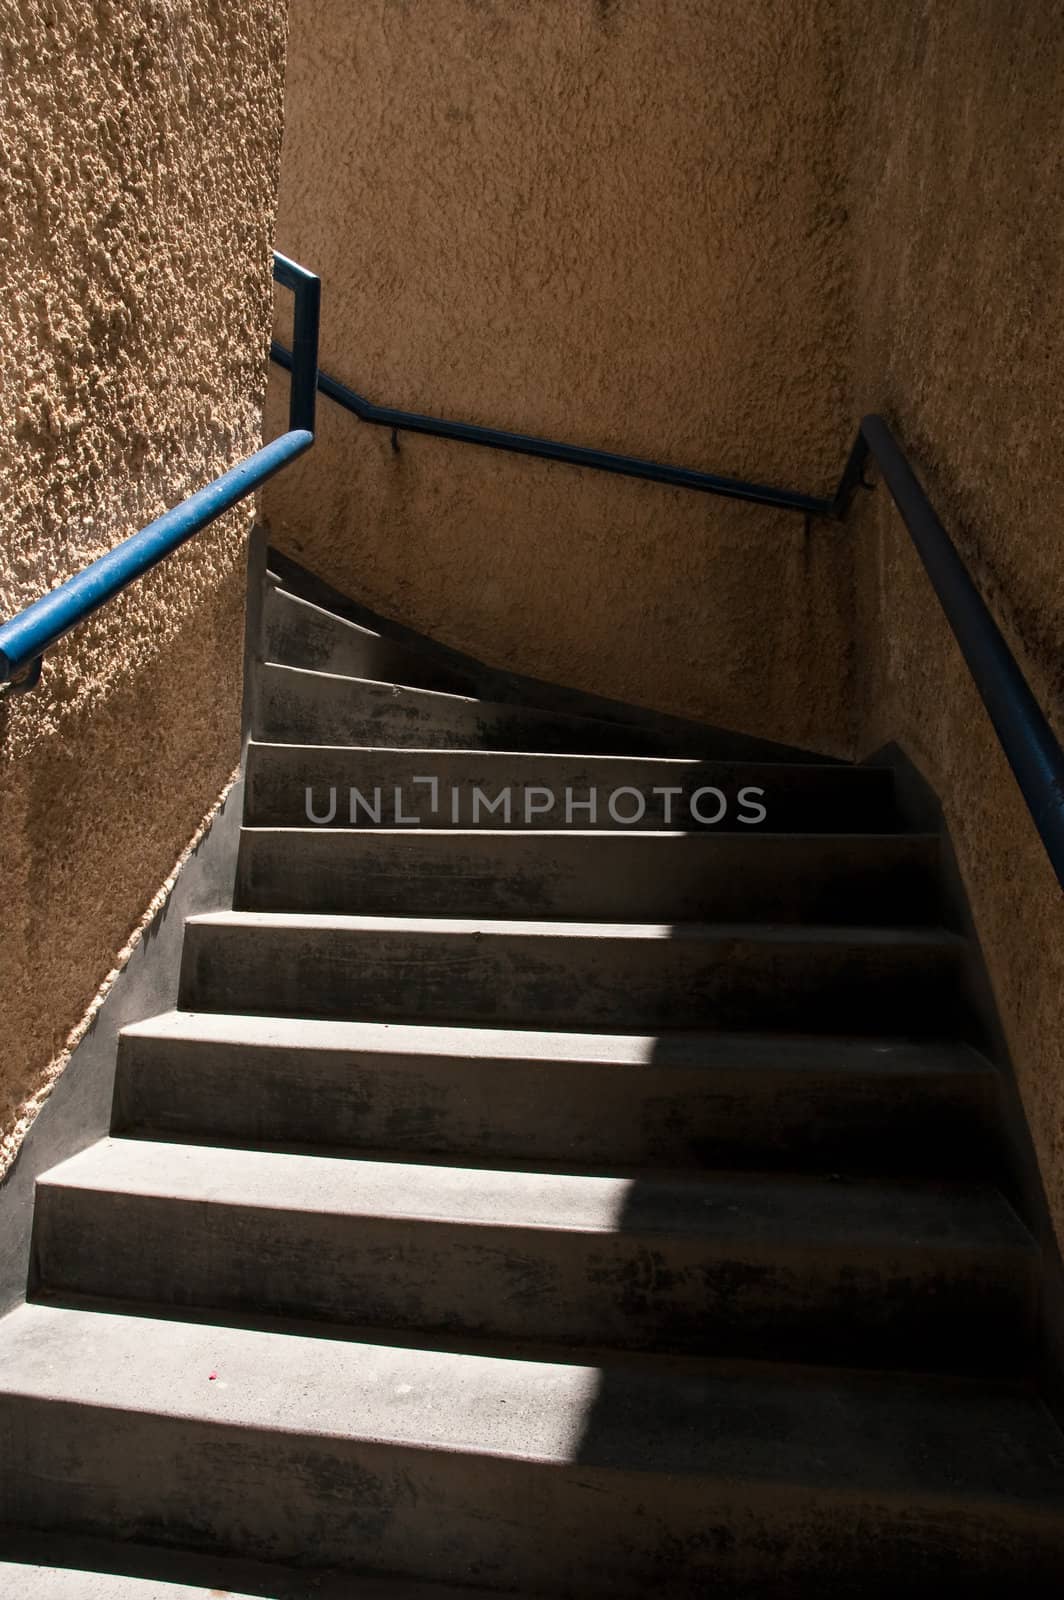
top-left (270, 341), bottom-right (834, 517)
top-left (857, 415), bottom-right (1064, 892)
top-left (270, 344), bottom-right (1064, 892)
top-left (0, 252), bottom-right (320, 692)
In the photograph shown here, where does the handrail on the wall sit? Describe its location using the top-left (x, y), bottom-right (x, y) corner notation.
top-left (269, 341), bottom-right (1064, 893)
top-left (0, 253), bottom-right (320, 694)
top-left (859, 415), bottom-right (1064, 892)
top-left (269, 340), bottom-right (836, 517)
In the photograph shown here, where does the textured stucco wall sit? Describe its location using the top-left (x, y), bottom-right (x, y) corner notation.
top-left (0, 0), bottom-right (288, 1168)
top-left (844, 1), bottom-right (1064, 1238)
top-left (263, 0), bottom-right (856, 753)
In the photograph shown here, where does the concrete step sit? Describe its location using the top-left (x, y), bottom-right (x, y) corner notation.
top-left (0, 1531), bottom-right (498, 1597)
top-left (114, 1012), bottom-right (998, 1175)
top-left (32, 1138), bottom-right (1037, 1370)
top-left (179, 911), bottom-right (964, 1034)
top-left (263, 584), bottom-right (479, 695)
top-left (244, 740), bottom-right (900, 832)
top-left (253, 662), bottom-right (769, 756)
top-left (235, 827), bottom-right (940, 924)
top-left (2, 1303), bottom-right (1063, 1595)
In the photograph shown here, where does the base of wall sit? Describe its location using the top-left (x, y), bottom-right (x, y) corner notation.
top-left (0, 531), bottom-right (266, 1317)
top-left (0, 774), bottom-right (244, 1317)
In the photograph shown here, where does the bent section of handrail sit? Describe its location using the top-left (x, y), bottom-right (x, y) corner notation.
top-left (861, 413), bottom-right (1064, 892)
top-left (273, 253), bottom-right (321, 436)
top-left (0, 252), bottom-right (320, 692)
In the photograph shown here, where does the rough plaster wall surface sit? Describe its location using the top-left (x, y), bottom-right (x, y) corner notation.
top-left (0, 0), bottom-right (288, 1168)
top-left (845, 3), bottom-right (1064, 1237)
top-left (264, 0), bottom-right (856, 751)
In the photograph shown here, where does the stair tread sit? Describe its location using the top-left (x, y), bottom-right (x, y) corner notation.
top-left (263, 660), bottom-right (483, 699)
top-left (0, 1531), bottom-right (516, 1598)
top-left (264, 588), bottom-right (477, 690)
top-left (262, 660), bottom-right (686, 734)
top-left (268, 585), bottom-right (397, 647)
top-left (240, 825), bottom-right (934, 841)
top-left (186, 908), bottom-right (960, 944)
top-left (2, 1301), bottom-right (1062, 1503)
top-left (42, 1138), bottom-right (1031, 1251)
top-left (122, 1009), bottom-right (994, 1076)
top-left (247, 737), bottom-right (869, 772)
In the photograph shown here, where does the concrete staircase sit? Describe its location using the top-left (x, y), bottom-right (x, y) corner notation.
top-left (2, 560), bottom-right (1064, 1596)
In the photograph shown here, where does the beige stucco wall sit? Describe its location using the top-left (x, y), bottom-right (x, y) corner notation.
top-left (0, 0), bottom-right (289, 1168)
top-left (844, 1), bottom-right (1064, 1236)
top-left (264, 0), bottom-right (856, 754)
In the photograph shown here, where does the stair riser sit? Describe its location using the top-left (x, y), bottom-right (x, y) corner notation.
top-left (235, 831), bottom-right (939, 924)
top-left (33, 1184), bottom-right (1034, 1370)
top-left (179, 925), bottom-right (963, 1034)
top-left (264, 586), bottom-right (476, 694)
top-left (4, 1399), bottom-right (1060, 1598)
top-left (256, 666), bottom-right (730, 756)
top-left (113, 1038), bottom-right (995, 1174)
top-left (245, 746), bottom-right (900, 833)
